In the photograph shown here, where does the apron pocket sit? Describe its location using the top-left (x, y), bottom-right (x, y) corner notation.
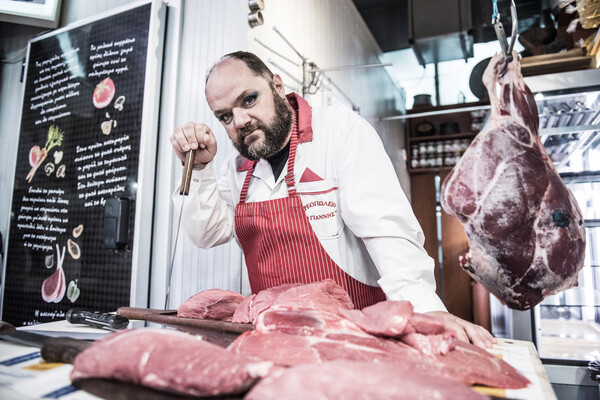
top-left (297, 178), bottom-right (342, 240)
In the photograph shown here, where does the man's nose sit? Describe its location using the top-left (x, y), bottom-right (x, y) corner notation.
top-left (232, 108), bottom-right (251, 128)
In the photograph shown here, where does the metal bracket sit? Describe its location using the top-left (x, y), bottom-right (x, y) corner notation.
top-left (492, 0), bottom-right (518, 77)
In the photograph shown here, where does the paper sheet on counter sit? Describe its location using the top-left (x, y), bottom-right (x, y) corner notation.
top-left (474, 338), bottom-right (557, 400)
top-left (0, 341), bottom-right (99, 400)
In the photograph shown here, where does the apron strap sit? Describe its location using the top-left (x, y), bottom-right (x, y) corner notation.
top-left (239, 160), bottom-right (256, 204)
top-left (285, 131), bottom-right (298, 196)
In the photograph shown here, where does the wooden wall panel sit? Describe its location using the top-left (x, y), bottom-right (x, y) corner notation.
top-left (410, 173), bottom-right (441, 295)
top-left (410, 170), bottom-right (484, 323)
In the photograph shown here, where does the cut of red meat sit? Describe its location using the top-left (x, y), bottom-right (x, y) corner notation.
top-left (441, 52), bottom-right (586, 310)
top-left (177, 288), bottom-right (246, 321)
top-left (228, 330), bottom-right (323, 366)
top-left (404, 312), bottom-right (447, 335)
top-left (401, 331), bottom-right (455, 356)
top-left (232, 294), bottom-right (255, 323)
top-left (273, 280), bottom-right (354, 312)
top-left (232, 280), bottom-right (354, 324)
top-left (339, 301), bottom-right (455, 355)
top-left (229, 305), bottom-right (529, 389)
top-left (242, 283), bottom-right (301, 324)
top-left (71, 329), bottom-right (270, 397)
top-left (436, 340), bottom-right (531, 389)
top-left (256, 306), bottom-right (367, 336)
top-left (339, 300), bottom-right (413, 336)
top-left (228, 328), bottom-right (416, 367)
top-left (229, 307), bottom-right (421, 366)
top-left (245, 360), bottom-right (489, 400)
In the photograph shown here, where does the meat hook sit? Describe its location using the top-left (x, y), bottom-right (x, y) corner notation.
top-left (492, 0), bottom-right (518, 77)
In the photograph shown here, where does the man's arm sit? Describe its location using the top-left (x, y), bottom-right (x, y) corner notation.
top-left (333, 108), bottom-right (441, 311)
top-left (170, 121), bottom-right (235, 248)
top-left (172, 161), bottom-right (236, 248)
top-left (333, 107), bottom-right (495, 347)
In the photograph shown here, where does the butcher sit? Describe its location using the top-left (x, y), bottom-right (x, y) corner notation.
top-left (170, 51), bottom-right (495, 347)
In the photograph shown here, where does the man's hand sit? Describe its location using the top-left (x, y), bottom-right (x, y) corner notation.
top-left (170, 122), bottom-right (218, 167)
top-left (425, 311), bottom-right (496, 349)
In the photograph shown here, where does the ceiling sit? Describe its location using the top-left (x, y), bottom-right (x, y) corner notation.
top-left (352, 0), bottom-right (548, 53)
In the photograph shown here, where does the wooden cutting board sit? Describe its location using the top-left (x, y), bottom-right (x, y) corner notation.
top-left (116, 307), bottom-right (254, 334)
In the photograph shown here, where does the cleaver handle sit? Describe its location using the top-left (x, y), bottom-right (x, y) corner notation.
top-left (41, 336), bottom-right (93, 364)
top-left (1, 321), bottom-right (92, 364)
top-left (116, 307), bottom-right (176, 320)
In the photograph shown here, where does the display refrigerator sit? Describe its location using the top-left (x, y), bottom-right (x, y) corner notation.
top-left (490, 68), bottom-right (600, 399)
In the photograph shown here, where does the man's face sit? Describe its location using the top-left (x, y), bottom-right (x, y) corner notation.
top-left (206, 59), bottom-right (293, 161)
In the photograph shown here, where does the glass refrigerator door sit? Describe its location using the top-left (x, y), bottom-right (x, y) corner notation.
top-left (534, 88), bottom-right (600, 363)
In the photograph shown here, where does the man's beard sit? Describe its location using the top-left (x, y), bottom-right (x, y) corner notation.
top-left (235, 90), bottom-right (293, 161)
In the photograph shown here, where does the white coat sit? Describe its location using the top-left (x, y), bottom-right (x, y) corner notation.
top-left (173, 98), bottom-right (447, 313)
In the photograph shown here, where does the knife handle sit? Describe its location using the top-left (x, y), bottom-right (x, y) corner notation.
top-left (66, 309), bottom-right (129, 330)
top-left (41, 336), bottom-right (92, 364)
top-left (0, 321), bottom-right (16, 333)
top-left (116, 307), bottom-right (175, 320)
top-left (179, 149), bottom-right (196, 195)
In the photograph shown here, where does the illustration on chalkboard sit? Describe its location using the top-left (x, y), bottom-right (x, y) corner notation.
top-left (41, 244), bottom-right (66, 303)
top-left (73, 224), bottom-right (84, 238)
top-left (94, 77), bottom-right (126, 136)
top-left (101, 114), bottom-right (118, 135)
top-left (92, 77), bottom-right (116, 109)
top-left (26, 124), bottom-right (64, 183)
top-left (67, 238), bottom-right (81, 259)
top-left (66, 224), bottom-right (84, 303)
top-left (67, 279), bottom-right (80, 303)
top-left (44, 162), bottom-right (54, 176)
top-left (44, 254), bottom-right (54, 269)
top-left (114, 95), bottom-right (126, 111)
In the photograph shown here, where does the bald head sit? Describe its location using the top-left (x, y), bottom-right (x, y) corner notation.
top-left (206, 51), bottom-right (273, 86)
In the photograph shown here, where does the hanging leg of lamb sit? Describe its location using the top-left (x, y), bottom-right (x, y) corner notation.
top-left (440, 51), bottom-right (586, 310)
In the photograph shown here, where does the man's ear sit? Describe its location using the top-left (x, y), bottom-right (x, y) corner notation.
top-left (272, 74), bottom-right (286, 97)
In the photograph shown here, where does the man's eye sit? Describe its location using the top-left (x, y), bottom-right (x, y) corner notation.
top-left (219, 113), bottom-right (232, 124)
top-left (243, 93), bottom-right (258, 107)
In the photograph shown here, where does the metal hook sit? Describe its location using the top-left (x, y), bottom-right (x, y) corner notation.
top-left (492, 0), bottom-right (518, 77)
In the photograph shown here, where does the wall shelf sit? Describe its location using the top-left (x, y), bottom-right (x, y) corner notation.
top-left (408, 132), bottom-right (477, 143)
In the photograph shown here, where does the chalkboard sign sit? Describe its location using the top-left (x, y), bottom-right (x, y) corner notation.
top-left (1, 1), bottom-right (164, 326)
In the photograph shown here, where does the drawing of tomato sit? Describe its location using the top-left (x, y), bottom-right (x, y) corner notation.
top-left (29, 145), bottom-right (42, 167)
top-left (93, 77), bottom-right (116, 109)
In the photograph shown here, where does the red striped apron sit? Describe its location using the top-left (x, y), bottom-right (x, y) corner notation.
top-left (234, 124), bottom-right (386, 309)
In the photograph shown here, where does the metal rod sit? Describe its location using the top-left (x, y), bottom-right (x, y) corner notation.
top-left (268, 59), bottom-right (304, 87)
top-left (272, 26), bottom-right (305, 61)
top-left (309, 63), bottom-right (392, 73)
top-left (508, 0), bottom-right (518, 56)
top-left (380, 104), bottom-right (491, 121)
top-left (434, 62), bottom-right (440, 107)
top-left (323, 75), bottom-right (360, 112)
top-left (539, 124), bottom-right (600, 136)
top-left (556, 129), bottom-right (597, 170)
top-left (254, 37), bottom-right (300, 66)
top-left (559, 170), bottom-right (600, 183)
